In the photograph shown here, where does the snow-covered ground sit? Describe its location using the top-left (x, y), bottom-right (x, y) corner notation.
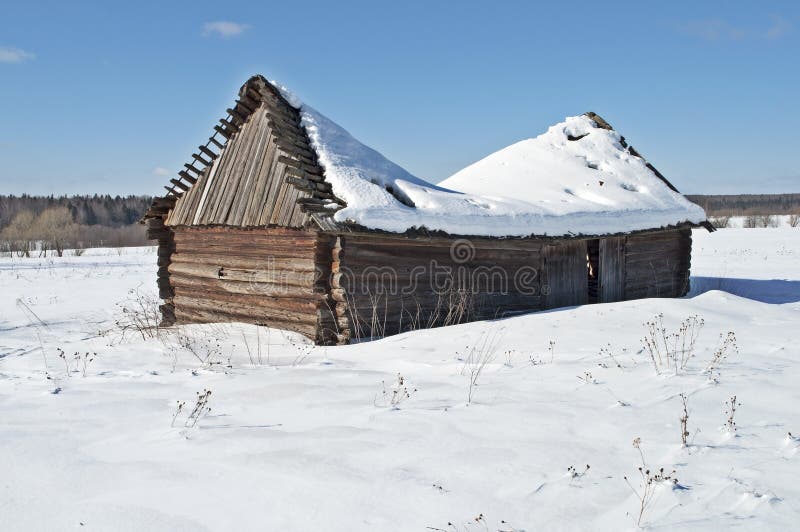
top-left (1, 230), bottom-right (798, 531)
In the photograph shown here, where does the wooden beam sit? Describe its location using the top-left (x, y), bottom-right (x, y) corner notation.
top-left (213, 125), bottom-right (232, 139)
top-left (178, 170), bottom-right (197, 184)
top-left (170, 179), bottom-right (190, 191)
top-left (184, 163), bottom-right (204, 176)
top-left (198, 145), bottom-right (218, 160)
top-left (191, 153), bottom-right (212, 167)
top-left (219, 118), bottom-right (240, 133)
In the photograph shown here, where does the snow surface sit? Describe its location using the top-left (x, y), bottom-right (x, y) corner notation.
top-left (275, 83), bottom-right (705, 236)
top-left (2, 228), bottom-right (799, 531)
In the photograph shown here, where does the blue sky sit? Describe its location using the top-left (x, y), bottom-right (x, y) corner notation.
top-left (1, 0), bottom-right (798, 196)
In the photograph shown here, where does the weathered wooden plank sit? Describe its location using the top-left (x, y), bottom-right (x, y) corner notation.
top-left (542, 240), bottom-right (587, 309)
top-left (599, 236), bottom-right (624, 303)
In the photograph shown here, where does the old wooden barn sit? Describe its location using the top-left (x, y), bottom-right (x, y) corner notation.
top-left (143, 75), bottom-right (710, 345)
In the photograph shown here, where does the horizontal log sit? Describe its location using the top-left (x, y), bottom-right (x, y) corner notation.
top-left (172, 243), bottom-right (316, 260)
top-left (169, 261), bottom-right (317, 286)
top-left (343, 233), bottom-right (546, 252)
top-left (174, 305), bottom-right (317, 339)
top-left (170, 272), bottom-right (324, 299)
top-left (172, 285), bottom-right (321, 313)
top-left (174, 226), bottom-right (316, 238)
top-left (172, 294), bottom-right (318, 325)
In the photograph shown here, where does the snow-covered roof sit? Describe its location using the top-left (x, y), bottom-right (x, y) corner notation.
top-left (275, 83), bottom-right (706, 237)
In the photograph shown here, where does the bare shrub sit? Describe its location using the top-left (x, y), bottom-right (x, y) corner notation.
top-left (171, 389), bottom-right (212, 428)
top-left (459, 328), bottom-right (503, 404)
top-left (529, 339), bottom-right (555, 366)
top-left (240, 324), bottom-right (270, 365)
top-left (426, 515), bottom-right (521, 532)
top-left (709, 215), bottom-right (730, 229)
top-left (679, 393), bottom-right (690, 446)
top-left (744, 214), bottom-right (778, 228)
top-left (374, 373), bottom-right (417, 409)
top-left (172, 331), bottom-right (225, 368)
top-left (35, 207), bottom-right (79, 257)
top-left (641, 314), bottom-right (704, 375)
top-left (1, 210), bottom-right (35, 257)
top-left (113, 287), bottom-right (163, 341)
top-left (55, 348), bottom-right (97, 377)
top-left (724, 395), bottom-right (741, 433)
top-left (624, 438), bottom-right (679, 527)
top-left (705, 331), bottom-right (738, 381)
top-left (568, 464), bottom-right (591, 479)
top-left (789, 212), bottom-right (800, 228)
top-left (599, 343), bottom-right (623, 369)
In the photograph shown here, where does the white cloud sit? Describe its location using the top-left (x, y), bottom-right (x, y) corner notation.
top-left (680, 16), bottom-right (793, 42)
top-left (202, 21), bottom-right (249, 39)
top-left (680, 20), bottom-right (749, 41)
top-left (0, 47), bottom-right (35, 64)
top-left (153, 167), bottom-right (172, 177)
top-left (766, 16), bottom-right (792, 40)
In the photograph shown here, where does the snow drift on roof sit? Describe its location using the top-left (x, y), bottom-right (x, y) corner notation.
top-left (276, 84), bottom-right (706, 237)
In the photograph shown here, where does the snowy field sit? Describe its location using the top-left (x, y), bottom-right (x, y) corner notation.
top-left (1, 229), bottom-right (799, 531)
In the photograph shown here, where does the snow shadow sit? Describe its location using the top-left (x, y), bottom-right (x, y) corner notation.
top-left (690, 276), bottom-right (800, 304)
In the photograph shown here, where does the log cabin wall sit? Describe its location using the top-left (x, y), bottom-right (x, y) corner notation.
top-left (333, 233), bottom-right (546, 340)
top-left (143, 197), bottom-right (177, 325)
top-left (623, 228), bottom-right (692, 299)
top-left (166, 226), bottom-right (335, 343)
top-left (542, 240), bottom-right (588, 309)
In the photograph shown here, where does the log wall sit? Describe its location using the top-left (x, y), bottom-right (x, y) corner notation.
top-left (167, 226), bottom-right (335, 343)
top-left (623, 228), bottom-right (691, 299)
top-left (158, 225), bottom-right (693, 344)
top-left (334, 234), bottom-right (547, 340)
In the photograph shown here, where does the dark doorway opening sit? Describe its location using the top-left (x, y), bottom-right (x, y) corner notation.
top-left (587, 239), bottom-right (600, 304)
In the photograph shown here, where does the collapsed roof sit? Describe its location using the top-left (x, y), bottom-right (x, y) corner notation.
top-left (153, 75), bottom-right (708, 238)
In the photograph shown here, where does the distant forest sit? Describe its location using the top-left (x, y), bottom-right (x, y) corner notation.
top-left (0, 194), bottom-right (153, 255)
top-left (0, 194), bottom-right (152, 228)
top-left (686, 194), bottom-right (800, 216)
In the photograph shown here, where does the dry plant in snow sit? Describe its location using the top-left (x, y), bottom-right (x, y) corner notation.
top-left (172, 389), bottom-right (212, 429)
top-left (426, 514), bottom-right (522, 532)
top-left (624, 437), bottom-right (679, 527)
top-left (459, 328), bottom-right (504, 404)
top-left (374, 373), bottom-right (418, 409)
top-left (641, 314), bottom-right (704, 375)
top-left (705, 331), bottom-right (738, 382)
top-left (679, 393), bottom-right (690, 446)
top-left (724, 395), bottom-right (741, 433)
top-left (112, 287), bottom-right (163, 342)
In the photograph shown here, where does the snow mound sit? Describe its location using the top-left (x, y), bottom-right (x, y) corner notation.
top-left (276, 82), bottom-right (705, 237)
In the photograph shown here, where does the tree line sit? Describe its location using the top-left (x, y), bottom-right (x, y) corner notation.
top-left (0, 195), bottom-right (152, 256)
top-left (686, 193), bottom-right (800, 216)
